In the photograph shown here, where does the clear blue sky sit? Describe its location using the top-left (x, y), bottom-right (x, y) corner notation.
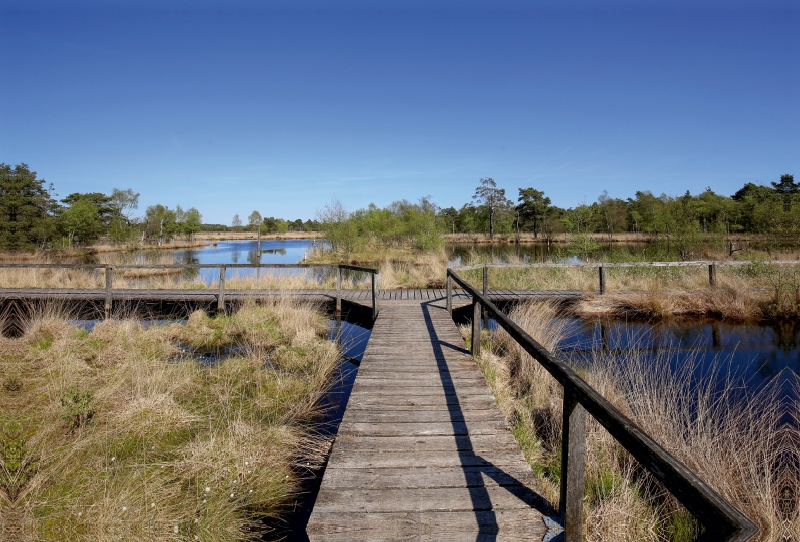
top-left (2, 0), bottom-right (798, 224)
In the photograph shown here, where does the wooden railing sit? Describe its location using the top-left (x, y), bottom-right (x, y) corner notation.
top-left (0, 263), bottom-right (379, 320)
top-left (455, 260), bottom-right (800, 293)
top-left (446, 267), bottom-right (758, 542)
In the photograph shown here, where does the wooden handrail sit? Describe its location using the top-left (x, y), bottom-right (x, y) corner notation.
top-left (447, 267), bottom-right (759, 542)
top-left (0, 263), bottom-right (377, 270)
top-left (454, 260), bottom-right (800, 271)
top-left (453, 259), bottom-right (799, 292)
top-left (0, 263), bottom-right (380, 320)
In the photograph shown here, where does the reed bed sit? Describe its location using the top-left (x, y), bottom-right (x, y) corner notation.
top-left (0, 298), bottom-right (340, 541)
top-left (467, 300), bottom-right (797, 541)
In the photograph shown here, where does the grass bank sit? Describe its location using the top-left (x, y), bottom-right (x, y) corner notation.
top-left (455, 255), bottom-right (800, 321)
top-left (465, 300), bottom-right (797, 541)
top-left (306, 245), bottom-right (448, 289)
top-left (0, 298), bottom-right (340, 541)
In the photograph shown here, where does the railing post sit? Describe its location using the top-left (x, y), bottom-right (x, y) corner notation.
top-left (336, 266), bottom-right (342, 314)
top-left (560, 388), bottom-right (587, 542)
top-left (217, 266), bottom-right (226, 315)
top-left (471, 298), bottom-right (481, 358)
top-left (482, 263), bottom-right (488, 325)
top-left (709, 263), bottom-right (717, 288)
top-left (599, 264), bottom-right (607, 294)
top-left (446, 272), bottom-right (452, 316)
top-left (104, 267), bottom-right (113, 319)
top-left (371, 271), bottom-right (379, 321)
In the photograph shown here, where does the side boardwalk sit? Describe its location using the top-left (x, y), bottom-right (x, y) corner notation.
top-left (306, 298), bottom-right (551, 541)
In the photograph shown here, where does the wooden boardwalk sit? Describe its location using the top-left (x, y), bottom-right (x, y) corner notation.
top-left (306, 298), bottom-right (551, 541)
top-left (0, 287), bottom-right (581, 303)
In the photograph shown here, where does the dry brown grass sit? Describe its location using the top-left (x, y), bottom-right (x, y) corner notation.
top-left (0, 266), bottom-right (346, 291)
top-left (0, 298), bottom-right (340, 541)
top-left (468, 300), bottom-right (795, 541)
top-left (575, 268), bottom-right (800, 320)
top-left (375, 252), bottom-right (448, 289)
top-left (306, 245), bottom-right (448, 289)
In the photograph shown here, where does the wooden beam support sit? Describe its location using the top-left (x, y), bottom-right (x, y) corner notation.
top-left (599, 265), bottom-right (607, 294)
top-left (104, 267), bottom-right (113, 319)
top-left (471, 299), bottom-right (481, 358)
top-left (371, 272), bottom-right (379, 321)
top-left (336, 266), bottom-right (342, 314)
top-left (446, 273), bottom-right (452, 316)
top-left (560, 388), bottom-right (587, 542)
top-left (217, 266), bottom-right (226, 314)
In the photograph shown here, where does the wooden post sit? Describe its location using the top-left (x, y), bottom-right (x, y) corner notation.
top-left (336, 266), bottom-right (342, 314)
top-left (559, 388), bottom-right (587, 542)
top-left (371, 272), bottom-right (379, 321)
top-left (599, 265), bottom-right (607, 294)
top-left (335, 309), bottom-right (342, 346)
top-left (104, 267), bottom-right (113, 319)
top-left (709, 263), bottom-right (717, 288)
top-left (482, 264), bottom-right (488, 325)
top-left (471, 299), bottom-right (481, 358)
top-left (257, 227), bottom-right (262, 280)
top-left (217, 266), bottom-right (226, 314)
top-left (446, 273), bottom-right (452, 316)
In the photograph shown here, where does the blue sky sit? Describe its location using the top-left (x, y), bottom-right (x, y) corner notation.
top-left (2, 1), bottom-right (798, 223)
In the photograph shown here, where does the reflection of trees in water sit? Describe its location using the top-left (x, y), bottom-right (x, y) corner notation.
top-left (232, 250), bottom-right (240, 264)
top-left (178, 253), bottom-right (200, 281)
top-left (311, 267), bottom-right (370, 287)
top-left (245, 248), bottom-right (287, 266)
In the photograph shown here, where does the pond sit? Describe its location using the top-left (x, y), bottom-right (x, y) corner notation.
top-left (559, 317), bottom-right (800, 394)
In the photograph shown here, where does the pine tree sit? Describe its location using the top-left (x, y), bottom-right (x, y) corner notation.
top-left (0, 163), bottom-right (57, 250)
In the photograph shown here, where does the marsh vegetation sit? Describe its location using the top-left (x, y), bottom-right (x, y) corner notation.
top-left (466, 300), bottom-right (798, 541)
top-left (0, 299), bottom-right (340, 541)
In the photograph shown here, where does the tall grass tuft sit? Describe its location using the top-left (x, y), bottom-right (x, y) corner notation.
top-left (0, 298), bottom-right (340, 541)
top-left (470, 300), bottom-right (796, 541)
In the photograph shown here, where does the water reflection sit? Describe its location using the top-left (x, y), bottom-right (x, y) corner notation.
top-left (558, 317), bottom-right (800, 393)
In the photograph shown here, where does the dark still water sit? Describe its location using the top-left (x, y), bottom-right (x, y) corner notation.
top-left (558, 317), bottom-right (800, 393)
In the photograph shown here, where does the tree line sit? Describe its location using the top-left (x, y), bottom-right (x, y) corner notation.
top-left (0, 163), bottom-right (203, 250)
top-left (442, 175), bottom-right (799, 243)
top-left (227, 211), bottom-right (320, 234)
top-left (317, 174), bottom-right (798, 258)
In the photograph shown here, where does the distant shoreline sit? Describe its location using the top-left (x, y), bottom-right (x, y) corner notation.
top-left (194, 231), bottom-right (323, 241)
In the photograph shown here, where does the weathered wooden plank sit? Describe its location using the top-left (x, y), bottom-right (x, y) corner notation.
top-left (351, 384), bottom-right (497, 396)
top-left (319, 465), bottom-right (537, 489)
top-left (326, 449), bottom-right (529, 469)
top-left (339, 409), bottom-right (506, 424)
top-left (331, 434), bottom-right (522, 453)
top-left (312, 486), bottom-right (542, 513)
top-left (354, 374), bottom-right (487, 385)
top-left (346, 394), bottom-right (498, 408)
top-left (306, 510), bottom-right (547, 540)
top-left (338, 420), bottom-right (509, 437)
